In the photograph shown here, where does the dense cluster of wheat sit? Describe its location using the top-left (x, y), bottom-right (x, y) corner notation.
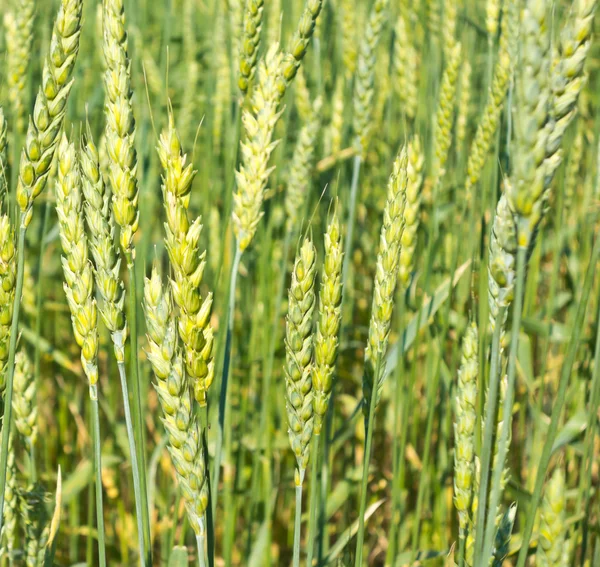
top-left (0, 0), bottom-right (599, 565)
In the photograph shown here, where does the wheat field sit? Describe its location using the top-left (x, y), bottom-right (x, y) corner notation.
top-left (0, 0), bottom-right (599, 565)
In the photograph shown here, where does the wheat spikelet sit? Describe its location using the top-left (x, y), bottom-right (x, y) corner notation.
top-left (0, 215), bottom-right (16, 390)
top-left (363, 148), bottom-right (408, 415)
top-left (143, 267), bottom-right (209, 536)
top-left (486, 0), bottom-right (501, 38)
top-left (284, 96), bottom-right (322, 233)
top-left (55, 134), bottom-right (100, 390)
top-left (102, 0), bottom-right (139, 258)
top-left (453, 322), bottom-right (478, 538)
top-left (233, 44), bottom-right (284, 251)
top-left (456, 60), bottom-right (472, 151)
top-left (352, 0), bottom-right (389, 155)
top-left (13, 350), bottom-right (37, 446)
top-left (433, 42), bottom-right (462, 183)
top-left (80, 128), bottom-right (128, 363)
top-left (564, 121), bottom-right (584, 212)
top-left (488, 193), bottom-right (517, 339)
top-left (0, 109), bottom-right (8, 200)
top-left (537, 468), bottom-right (566, 567)
top-left (294, 68), bottom-right (313, 123)
top-left (398, 137), bottom-right (424, 289)
top-left (326, 77), bottom-right (345, 157)
top-left (158, 117), bottom-right (214, 407)
top-left (4, 0), bottom-right (35, 135)
top-left (313, 209), bottom-right (343, 435)
top-left (505, 0), bottom-right (551, 247)
top-left (0, 434), bottom-right (17, 558)
top-left (19, 484), bottom-right (49, 567)
top-left (340, 0), bottom-right (358, 78)
top-left (465, 456), bottom-right (480, 566)
top-left (284, 236), bottom-right (317, 480)
top-left (443, 0), bottom-right (457, 57)
top-left (465, 0), bottom-right (517, 198)
top-left (15, 0), bottom-right (84, 228)
top-left (393, 15), bottom-right (419, 122)
top-left (238, 0), bottom-right (265, 94)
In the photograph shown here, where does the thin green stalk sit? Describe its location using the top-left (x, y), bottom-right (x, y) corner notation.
top-left (293, 471), bottom-right (305, 567)
top-left (458, 532), bottom-right (466, 567)
top-left (196, 533), bottom-right (207, 567)
top-left (306, 434), bottom-right (320, 566)
top-left (341, 154), bottom-right (362, 290)
top-left (126, 261), bottom-right (151, 565)
top-left (515, 233), bottom-right (600, 567)
top-left (479, 246), bottom-right (527, 565)
top-left (116, 360), bottom-right (147, 567)
top-left (213, 246), bottom-right (242, 518)
top-left (29, 440), bottom-right (36, 483)
top-left (0, 224), bottom-right (25, 536)
top-left (354, 355), bottom-right (382, 566)
top-left (90, 387), bottom-right (107, 567)
top-left (472, 302), bottom-right (506, 563)
top-left (579, 291), bottom-right (600, 563)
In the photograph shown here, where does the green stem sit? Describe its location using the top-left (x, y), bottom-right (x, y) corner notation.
top-left (354, 355), bottom-right (382, 566)
top-left (29, 439), bottom-right (36, 484)
top-left (306, 434), bottom-right (320, 567)
top-left (515, 233), bottom-right (600, 567)
top-left (117, 360), bottom-right (147, 567)
top-left (341, 154), bottom-right (362, 291)
top-left (480, 246), bottom-right (526, 565)
top-left (196, 531), bottom-right (207, 567)
top-left (458, 534), bottom-right (465, 567)
top-left (0, 224), bottom-right (26, 537)
top-left (213, 246), bottom-right (242, 519)
top-left (126, 261), bottom-right (151, 565)
top-left (472, 301), bottom-right (507, 564)
top-left (293, 472), bottom-right (305, 567)
top-left (90, 386), bottom-right (107, 567)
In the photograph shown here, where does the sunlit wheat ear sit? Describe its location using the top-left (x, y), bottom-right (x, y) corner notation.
top-left (352, 0), bottom-right (389, 155)
top-left (16, 0), bottom-right (84, 228)
top-left (233, 44), bottom-right (284, 252)
top-left (505, 0), bottom-right (551, 248)
top-left (102, 0), bottom-right (139, 259)
top-left (313, 208), bottom-right (343, 435)
top-left (0, 215), bottom-right (16, 390)
top-left (363, 148), bottom-right (408, 416)
top-left (238, 0), bottom-right (265, 94)
top-left (284, 96), bottom-right (322, 233)
top-left (285, 236), bottom-right (317, 480)
top-left (536, 468), bottom-right (566, 567)
top-left (80, 129), bottom-right (128, 363)
top-left (158, 117), bottom-right (214, 407)
top-left (55, 134), bottom-right (99, 391)
top-left (398, 137), bottom-right (424, 290)
top-left (12, 349), bottom-right (37, 447)
top-left (453, 322), bottom-right (478, 539)
top-left (143, 267), bottom-right (209, 536)
top-left (4, 0), bottom-right (35, 135)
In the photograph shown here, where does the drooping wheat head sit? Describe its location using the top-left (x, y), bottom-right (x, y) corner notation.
top-left (157, 118), bottom-right (214, 407)
top-left (363, 148), bottom-right (408, 416)
top-left (80, 128), bottom-right (128, 363)
top-left (55, 135), bottom-right (100, 392)
top-left (453, 322), bottom-right (478, 538)
top-left (284, 236), bottom-right (317, 482)
top-left (102, 0), bottom-right (139, 259)
top-left (16, 0), bottom-right (84, 228)
top-left (313, 208), bottom-right (343, 435)
top-left (143, 267), bottom-right (209, 537)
